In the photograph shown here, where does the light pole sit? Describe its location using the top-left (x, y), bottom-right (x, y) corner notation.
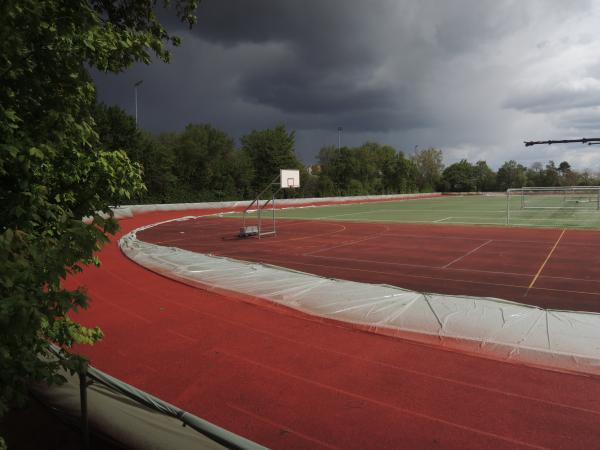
top-left (337, 126), bottom-right (343, 150)
top-left (134, 80), bottom-right (143, 126)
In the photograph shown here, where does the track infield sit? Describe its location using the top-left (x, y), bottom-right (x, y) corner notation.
top-left (138, 200), bottom-right (600, 313)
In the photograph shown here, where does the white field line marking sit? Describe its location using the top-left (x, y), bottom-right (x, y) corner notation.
top-left (316, 217), bottom-right (508, 225)
top-left (303, 233), bottom-right (384, 256)
top-left (526, 229), bottom-right (567, 293)
top-left (378, 232), bottom-right (554, 245)
top-left (434, 217), bottom-right (451, 223)
top-left (317, 208), bottom-right (401, 219)
top-left (298, 250), bottom-right (600, 285)
top-left (264, 255), bottom-right (600, 299)
top-left (167, 223), bottom-right (600, 286)
top-left (442, 240), bottom-right (493, 269)
top-left (303, 227), bottom-right (390, 256)
top-left (219, 352), bottom-right (547, 448)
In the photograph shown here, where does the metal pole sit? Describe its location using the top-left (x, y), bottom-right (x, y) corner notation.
top-left (134, 80), bottom-right (143, 126)
top-left (79, 367), bottom-right (90, 450)
top-left (337, 127), bottom-right (343, 149)
top-left (506, 189), bottom-right (510, 225)
top-left (257, 198), bottom-right (261, 239)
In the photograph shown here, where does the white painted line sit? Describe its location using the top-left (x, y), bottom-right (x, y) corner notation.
top-left (443, 239), bottom-right (493, 269)
top-left (434, 217), bottom-right (452, 223)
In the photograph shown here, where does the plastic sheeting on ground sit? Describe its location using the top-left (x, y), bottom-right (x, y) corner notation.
top-left (33, 351), bottom-right (266, 450)
top-left (111, 193), bottom-right (440, 219)
top-left (120, 213), bottom-right (600, 377)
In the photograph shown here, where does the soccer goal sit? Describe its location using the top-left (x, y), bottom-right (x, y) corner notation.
top-left (239, 169), bottom-right (300, 239)
top-left (506, 186), bottom-right (600, 225)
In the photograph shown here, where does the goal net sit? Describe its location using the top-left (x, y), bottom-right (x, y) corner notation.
top-left (512, 186), bottom-right (600, 210)
top-left (506, 186), bottom-right (600, 226)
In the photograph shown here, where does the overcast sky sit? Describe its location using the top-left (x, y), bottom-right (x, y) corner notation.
top-left (94, 0), bottom-right (600, 170)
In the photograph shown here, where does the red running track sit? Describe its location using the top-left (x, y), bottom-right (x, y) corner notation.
top-left (139, 215), bottom-right (600, 313)
top-left (68, 210), bottom-right (600, 449)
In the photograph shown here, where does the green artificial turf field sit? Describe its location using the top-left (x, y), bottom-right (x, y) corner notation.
top-left (241, 194), bottom-right (600, 229)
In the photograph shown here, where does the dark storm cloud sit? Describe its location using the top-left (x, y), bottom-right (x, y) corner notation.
top-left (183, 0), bottom-right (420, 131)
top-left (95, 0), bottom-right (600, 166)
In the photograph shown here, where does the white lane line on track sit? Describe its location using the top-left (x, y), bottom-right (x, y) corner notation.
top-left (442, 240), bottom-right (494, 269)
top-left (217, 351), bottom-right (549, 449)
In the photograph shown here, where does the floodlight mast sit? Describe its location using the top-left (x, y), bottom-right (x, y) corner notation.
top-left (134, 80), bottom-right (143, 126)
top-left (524, 138), bottom-right (600, 147)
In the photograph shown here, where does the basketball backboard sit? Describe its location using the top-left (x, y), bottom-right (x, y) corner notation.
top-left (280, 169), bottom-right (300, 188)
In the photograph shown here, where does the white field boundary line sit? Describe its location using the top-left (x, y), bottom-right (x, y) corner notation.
top-left (434, 217), bottom-right (452, 223)
top-left (146, 215), bottom-right (600, 284)
top-left (293, 216), bottom-right (600, 228)
top-left (299, 253), bottom-right (531, 282)
top-left (303, 226), bottom-right (390, 257)
top-left (165, 217), bottom-right (600, 282)
top-left (276, 210), bottom-right (600, 226)
top-left (277, 208), bottom-right (508, 218)
top-left (263, 254), bottom-right (600, 298)
top-left (442, 240), bottom-right (493, 269)
top-left (378, 232), bottom-right (561, 246)
top-left (297, 208), bottom-right (396, 220)
top-left (234, 234), bottom-right (600, 286)
top-left (225, 363), bottom-right (600, 422)
top-left (239, 194), bottom-right (448, 216)
top-left (217, 352), bottom-right (548, 449)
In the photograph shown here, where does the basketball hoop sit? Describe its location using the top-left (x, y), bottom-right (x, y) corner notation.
top-left (280, 169), bottom-right (300, 188)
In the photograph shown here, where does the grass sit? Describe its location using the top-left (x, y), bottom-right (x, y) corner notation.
top-left (239, 194), bottom-right (600, 229)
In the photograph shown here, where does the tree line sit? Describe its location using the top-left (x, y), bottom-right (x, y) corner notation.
top-left (441, 159), bottom-right (600, 192)
top-left (95, 103), bottom-right (600, 203)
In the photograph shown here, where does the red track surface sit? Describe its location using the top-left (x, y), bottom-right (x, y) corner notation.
top-left (68, 210), bottom-right (600, 449)
top-left (139, 215), bottom-right (600, 313)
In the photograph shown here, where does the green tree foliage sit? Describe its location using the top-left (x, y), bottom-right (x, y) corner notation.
top-left (94, 102), bottom-right (140, 155)
top-left (411, 148), bottom-right (444, 192)
top-left (576, 170), bottom-right (600, 186)
top-left (557, 161), bottom-right (578, 186)
top-left (384, 152), bottom-right (419, 193)
top-left (318, 143), bottom-right (419, 196)
top-left (442, 160), bottom-right (477, 192)
top-left (541, 160), bottom-right (560, 187)
top-left (0, 0), bottom-right (198, 425)
top-left (170, 124), bottom-right (241, 200)
top-left (525, 162), bottom-right (545, 187)
top-left (241, 125), bottom-right (302, 195)
top-left (137, 131), bottom-right (180, 203)
top-left (496, 160), bottom-right (527, 189)
top-left (473, 161), bottom-right (496, 191)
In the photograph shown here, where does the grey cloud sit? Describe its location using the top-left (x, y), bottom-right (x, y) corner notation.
top-left (556, 110), bottom-right (600, 131)
top-left (503, 88), bottom-right (600, 113)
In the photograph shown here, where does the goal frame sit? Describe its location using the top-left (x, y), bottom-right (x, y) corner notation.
top-left (506, 186), bottom-right (600, 224)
